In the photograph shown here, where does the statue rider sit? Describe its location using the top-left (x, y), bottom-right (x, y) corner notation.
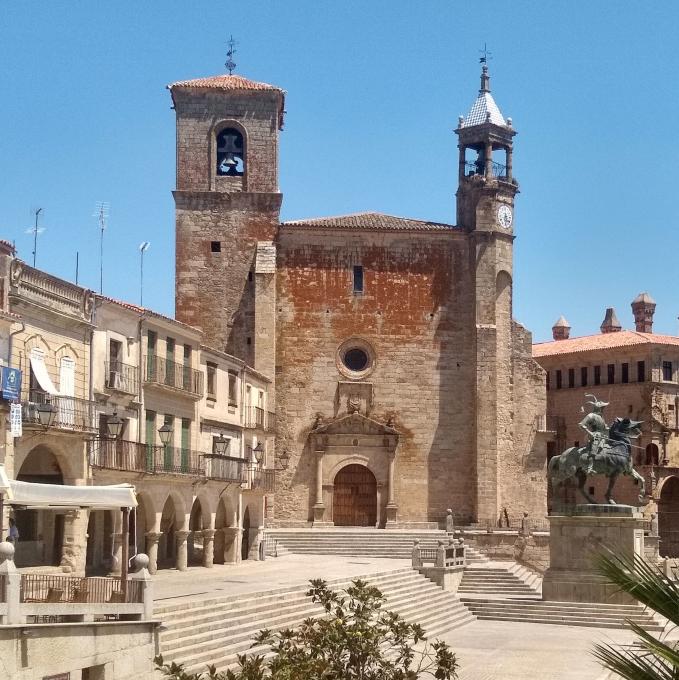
top-left (579, 394), bottom-right (609, 475)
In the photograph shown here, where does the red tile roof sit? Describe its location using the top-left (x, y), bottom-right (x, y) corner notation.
top-left (282, 212), bottom-right (456, 232)
top-left (97, 295), bottom-right (201, 334)
top-left (168, 73), bottom-right (284, 93)
top-left (533, 330), bottom-right (679, 358)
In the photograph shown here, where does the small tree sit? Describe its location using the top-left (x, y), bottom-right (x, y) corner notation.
top-left (156, 578), bottom-right (458, 680)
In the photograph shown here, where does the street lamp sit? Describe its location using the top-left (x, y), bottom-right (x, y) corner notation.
top-left (277, 449), bottom-right (290, 471)
top-left (214, 433), bottom-right (229, 456)
top-left (158, 423), bottom-right (173, 446)
top-left (106, 411), bottom-right (123, 439)
top-left (36, 402), bottom-right (55, 428)
top-left (252, 442), bottom-right (264, 465)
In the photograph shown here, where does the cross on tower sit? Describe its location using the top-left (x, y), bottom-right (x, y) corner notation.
top-left (225, 35), bottom-right (237, 75)
top-left (479, 43), bottom-right (492, 64)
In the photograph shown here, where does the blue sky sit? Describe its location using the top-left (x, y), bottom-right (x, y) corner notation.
top-left (1, 2), bottom-right (678, 342)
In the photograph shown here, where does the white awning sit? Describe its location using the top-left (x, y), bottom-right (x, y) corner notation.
top-left (0, 468), bottom-right (136, 509)
top-left (29, 348), bottom-right (60, 395)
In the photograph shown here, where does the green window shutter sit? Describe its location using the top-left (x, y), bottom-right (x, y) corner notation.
top-left (145, 410), bottom-right (156, 471)
top-left (181, 418), bottom-right (190, 473)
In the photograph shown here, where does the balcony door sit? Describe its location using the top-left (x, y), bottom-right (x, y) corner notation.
top-left (58, 357), bottom-right (76, 427)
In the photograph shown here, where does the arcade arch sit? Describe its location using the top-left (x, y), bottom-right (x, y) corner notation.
top-left (658, 475), bottom-right (679, 557)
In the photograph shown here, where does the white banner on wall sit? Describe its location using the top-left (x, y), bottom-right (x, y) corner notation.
top-left (10, 402), bottom-right (22, 437)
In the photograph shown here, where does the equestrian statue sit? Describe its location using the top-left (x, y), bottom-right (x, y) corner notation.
top-left (548, 394), bottom-right (646, 505)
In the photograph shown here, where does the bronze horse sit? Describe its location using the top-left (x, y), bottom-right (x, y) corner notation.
top-left (548, 417), bottom-right (646, 504)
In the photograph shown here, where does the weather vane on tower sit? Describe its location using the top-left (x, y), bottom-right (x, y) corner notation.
top-left (479, 42), bottom-right (492, 65)
top-left (225, 35), bottom-right (237, 75)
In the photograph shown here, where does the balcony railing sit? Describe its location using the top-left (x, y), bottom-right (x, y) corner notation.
top-left (89, 439), bottom-right (164, 474)
top-left (148, 445), bottom-right (204, 476)
top-left (143, 354), bottom-right (204, 397)
top-left (244, 406), bottom-right (276, 432)
top-left (22, 390), bottom-right (98, 433)
top-left (244, 467), bottom-right (276, 493)
top-left (20, 574), bottom-right (142, 604)
top-left (464, 159), bottom-right (508, 179)
top-left (204, 454), bottom-right (246, 482)
top-left (104, 360), bottom-right (138, 395)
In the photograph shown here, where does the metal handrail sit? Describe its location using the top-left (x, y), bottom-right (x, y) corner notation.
top-left (143, 354), bottom-right (204, 397)
top-left (203, 453), bottom-right (246, 482)
top-left (22, 390), bottom-right (98, 432)
top-left (104, 360), bottom-right (138, 395)
top-left (20, 574), bottom-right (142, 604)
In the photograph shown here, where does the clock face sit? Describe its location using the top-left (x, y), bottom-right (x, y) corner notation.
top-left (497, 204), bottom-right (513, 229)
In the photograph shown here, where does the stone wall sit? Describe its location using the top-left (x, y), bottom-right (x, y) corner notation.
top-left (466, 530), bottom-right (550, 573)
top-left (0, 621), bottom-right (156, 679)
top-left (274, 227), bottom-right (478, 524)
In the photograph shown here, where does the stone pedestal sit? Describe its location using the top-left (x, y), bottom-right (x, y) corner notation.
top-left (542, 505), bottom-right (645, 604)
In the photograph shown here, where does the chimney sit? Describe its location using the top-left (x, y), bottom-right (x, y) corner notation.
top-left (552, 315), bottom-right (571, 341)
top-left (600, 307), bottom-right (622, 334)
top-left (631, 292), bottom-right (656, 333)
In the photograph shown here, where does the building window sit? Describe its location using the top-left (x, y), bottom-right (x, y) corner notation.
top-left (556, 370), bottom-right (562, 390)
top-left (206, 362), bottom-right (217, 399)
top-left (546, 371), bottom-right (550, 391)
top-left (216, 127), bottom-right (244, 176)
top-left (211, 241), bottom-right (221, 253)
top-left (645, 443), bottom-right (659, 465)
top-left (607, 364), bottom-right (615, 384)
top-left (637, 361), bottom-right (646, 382)
top-left (580, 367), bottom-right (588, 387)
top-left (228, 370), bottom-right (238, 406)
top-left (353, 266), bottom-right (364, 294)
top-left (568, 368), bottom-right (575, 388)
top-left (663, 361), bottom-right (673, 381)
top-left (594, 365), bottom-right (601, 386)
top-left (621, 363), bottom-right (629, 384)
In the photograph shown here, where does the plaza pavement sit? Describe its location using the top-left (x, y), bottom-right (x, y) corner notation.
top-left (153, 554), bottom-right (633, 679)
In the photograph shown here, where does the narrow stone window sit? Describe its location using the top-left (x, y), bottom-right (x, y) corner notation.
top-left (555, 370), bottom-right (562, 389)
top-left (216, 127), bottom-right (244, 176)
top-left (607, 363), bottom-right (615, 384)
top-left (594, 365), bottom-right (601, 385)
top-left (621, 363), bottom-right (629, 384)
top-left (211, 241), bottom-right (221, 253)
top-left (568, 368), bottom-right (575, 388)
top-left (206, 362), bottom-right (217, 399)
top-left (580, 367), bottom-right (588, 387)
top-left (637, 361), bottom-right (646, 382)
top-left (663, 361), bottom-right (673, 381)
top-left (228, 370), bottom-right (238, 406)
top-left (353, 266), bottom-right (364, 294)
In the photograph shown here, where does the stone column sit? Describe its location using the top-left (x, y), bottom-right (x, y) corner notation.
top-left (222, 527), bottom-right (241, 564)
top-left (484, 141), bottom-right (493, 178)
top-left (506, 146), bottom-right (513, 181)
top-left (385, 451), bottom-right (398, 527)
top-left (60, 508), bottom-right (89, 576)
top-left (202, 529), bottom-right (216, 568)
top-left (312, 448), bottom-right (326, 525)
top-left (145, 532), bottom-right (162, 575)
top-left (111, 532), bottom-right (123, 576)
top-left (175, 530), bottom-right (190, 572)
top-left (214, 527), bottom-right (225, 564)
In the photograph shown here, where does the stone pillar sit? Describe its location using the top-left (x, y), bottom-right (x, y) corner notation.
top-left (175, 530), bottom-right (190, 572)
top-left (129, 553), bottom-right (154, 621)
top-left (312, 448), bottom-right (326, 525)
top-left (214, 527), bottom-right (225, 564)
top-left (60, 508), bottom-right (89, 576)
top-left (484, 141), bottom-right (493, 178)
top-left (222, 527), bottom-right (241, 564)
top-left (248, 527), bottom-right (263, 561)
top-left (506, 146), bottom-right (513, 181)
top-left (202, 529), bottom-right (216, 568)
top-left (111, 532), bottom-right (123, 576)
top-left (385, 452), bottom-right (398, 527)
top-left (0, 543), bottom-right (21, 624)
top-left (145, 532), bottom-right (162, 575)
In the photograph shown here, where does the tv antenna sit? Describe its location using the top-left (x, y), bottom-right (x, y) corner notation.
top-left (25, 208), bottom-right (45, 267)
top-left (225, 35), bottom-right (237, 75)
top-left (479, 43), bottom-right (493, 64)
top-left (139, 241), bottom-right (150, 306)
top-left (93, 202), bottom-right (110, 294)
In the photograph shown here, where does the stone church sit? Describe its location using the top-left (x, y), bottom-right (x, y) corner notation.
top-left (169, 64), bottom-right (548, 528)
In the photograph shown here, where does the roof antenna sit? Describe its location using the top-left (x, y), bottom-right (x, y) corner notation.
top-left (479, 42), bottom-right (492, 65)
top-left (25, 207), bottom-right (45, 267)
top-left (225, 35), bottom-right (237, 75)
top-left (94, 202), bottom-right (110, 294)
top-left (139, 241), bottom-right (150, 306)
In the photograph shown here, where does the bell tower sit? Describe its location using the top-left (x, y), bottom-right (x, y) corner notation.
top-left (456, 64), bottom-right (519, 522)
top-left (170, 71), bottom-right (284, 376)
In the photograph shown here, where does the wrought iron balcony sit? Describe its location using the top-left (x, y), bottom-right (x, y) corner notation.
top-left (203, 454), bottom-right (246, 483)
top-left (464, 159), bottom-right (508, 180)
top-left (89, 439), bottom-right (163, 474)
top-left (104, 360), bottom-right (139, 395)
top-left (22, 390), bottom-right (98, 433)
top-left (244, 406), bottom-right (276, 432)
top-left (143, 354), bottom-right (204, 398)
top-left (243, 466), bottom-right (276, 493)
top-left (148, 445), bottom-right (204, 476)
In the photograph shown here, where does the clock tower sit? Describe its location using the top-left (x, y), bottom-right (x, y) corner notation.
top-left (456, 64), bottom-right (520, 522)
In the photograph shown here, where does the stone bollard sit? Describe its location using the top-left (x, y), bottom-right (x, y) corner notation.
top-left (520, 511), bottom-right (530, 537)
top-left (411, 539), bottom-right (422, 568)
top-left (129, 553), bottom-right (154, 621)
top-left (0, 542), bottom-right (21, 624)
top-left (435, 540), bottom-right (446, 568)
top-left (445, 508), bottom-right (455, 534)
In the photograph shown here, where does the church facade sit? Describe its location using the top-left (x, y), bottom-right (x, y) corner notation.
top-left (170, 65), bottom-right (548, 528)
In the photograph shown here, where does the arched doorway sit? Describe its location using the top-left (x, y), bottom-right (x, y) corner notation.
top-left (15, 446), bottom-right (65, 567)
top-left (333, 464), bottom-right (377, 527)
top-left (659, 476), bottom-right (679, 557)
top-left (188, 498), bottom-right (205, 566)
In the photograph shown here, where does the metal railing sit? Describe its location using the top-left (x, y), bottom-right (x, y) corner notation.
top-left (463, 160), bottom-right (508, 179)
top-left (244, 467), bottom-right (276, 493)
top-left (20, 574), bottom-right (142, 604)
top-left (148, 445), bottom-right (204, 476)
top-left (244, 406), bottom-right (276, 432)
top-left (204, 454), bottom-right (246, 482)
top-left (22, 390), bottom-right (98, 433)
top-left (143, 354), bottom-right (204, 397)
top-left (89, 439), bottom-right (164, 474)
top-left (104, 360), bottom-right (138, 395)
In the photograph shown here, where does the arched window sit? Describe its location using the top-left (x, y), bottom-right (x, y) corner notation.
top-left (216, 127), bottom-right (244, 176)
top-left (646, 443), bottom-right (660, 466)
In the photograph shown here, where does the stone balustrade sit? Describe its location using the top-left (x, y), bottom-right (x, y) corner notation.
top-left (411, 538), bottom-right (466, 592)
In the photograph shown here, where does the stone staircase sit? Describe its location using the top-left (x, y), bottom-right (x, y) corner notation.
top-left (264, 528), bottom-right (488, 563)
top-left (460, 598), bottom-right (664, 630)
top-left (156, 566), bottom-right (475, 674)
top-left (457, 562), bottom-right (542, 598)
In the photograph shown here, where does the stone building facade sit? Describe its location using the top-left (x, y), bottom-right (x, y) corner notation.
top-left (534, 295), bottom-right (679, 556)
top-left (170, 65), bottom-right (548, 527)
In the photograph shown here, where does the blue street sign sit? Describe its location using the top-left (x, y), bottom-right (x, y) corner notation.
top-left (2, 367), bottom-right (22, 401)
